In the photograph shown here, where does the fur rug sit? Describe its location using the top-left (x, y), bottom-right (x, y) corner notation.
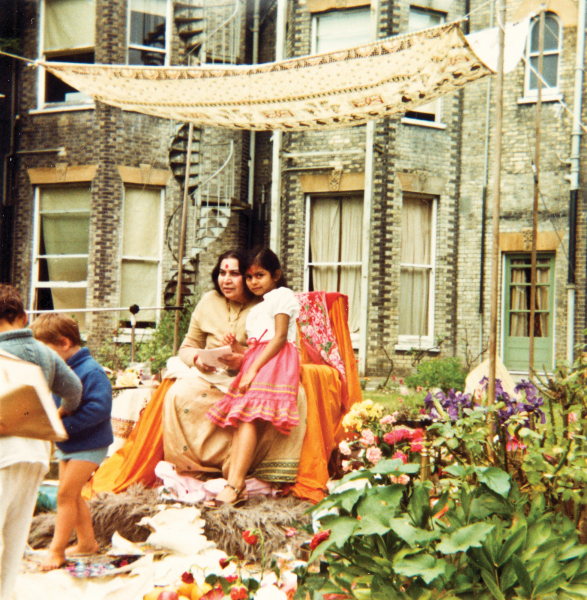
top-left (29, 485), bottom-right (313, 560)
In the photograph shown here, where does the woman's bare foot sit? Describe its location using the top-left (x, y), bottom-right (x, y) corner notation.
top-left (65, 541), bottom-right (100, 557)
top-left (40, 549), bottom-right (67, 571)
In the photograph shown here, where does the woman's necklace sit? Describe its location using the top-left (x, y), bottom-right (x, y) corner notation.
top-left (226, 299), bottom-right (245, 333)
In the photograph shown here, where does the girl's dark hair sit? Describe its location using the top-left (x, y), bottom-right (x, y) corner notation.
top-left (0, 284), bottom-right (26, 324)
top-left (247, 247), bottom-right (287, 288)
top-left (211, 249), bottom-right (253, 298)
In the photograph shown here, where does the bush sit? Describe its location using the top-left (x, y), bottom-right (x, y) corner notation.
top-left (404, 356), bottom-right (467, 393)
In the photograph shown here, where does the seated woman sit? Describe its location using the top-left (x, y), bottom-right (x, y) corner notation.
top-left (162, 249), bottom-right (307, 489)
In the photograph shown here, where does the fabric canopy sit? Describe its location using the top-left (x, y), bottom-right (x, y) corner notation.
top-left (41, 21), bottom-right (499, 131)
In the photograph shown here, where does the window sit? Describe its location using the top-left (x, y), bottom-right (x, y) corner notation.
top-left (128, 0), bottom-right (170, 66)
top-left (39, 0), bottom-right (95, 106)
top-left (524, 12), bottom-right (562, 100)
top-left (305, 195), bottom-right (363, 335)
top-left (120, 187), bottom-right (164, 327)
top-left (402, 6), bottom-right (445, 126)
top-left (312, 8), bottom-right (371, 54)
top-left (398, 195), bottom-right (437, 347)
top-left (503, 254), bottom-right (555, 371)
top-left (32, 186), bottom-right (91, 330)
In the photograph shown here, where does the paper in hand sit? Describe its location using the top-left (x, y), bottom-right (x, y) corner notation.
top-left (197, 346), bottom-right (233, 369)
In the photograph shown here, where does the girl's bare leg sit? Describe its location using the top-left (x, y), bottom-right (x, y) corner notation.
top-left (64, 494), bottom-right (99, 556)
top-left (215, 421), bottom-right (258, 503)
top-left (41, 460), bottom-right (98, 570)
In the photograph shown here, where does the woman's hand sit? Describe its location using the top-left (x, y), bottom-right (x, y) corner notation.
top-left (222, 332), bottom-right (236, 347)
top-left (218, 352), bottom-right (244, 371)
top-left (194, 355), bottom-right (216, 374)
top-left (238, 368), bottom-right (257, 394)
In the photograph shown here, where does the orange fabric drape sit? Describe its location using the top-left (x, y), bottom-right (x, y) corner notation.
top-left (84, 379), bottom-right (172, 498)
top-left (289, 363), bottom-right (344, 503)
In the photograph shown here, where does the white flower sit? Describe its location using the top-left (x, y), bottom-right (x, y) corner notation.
top-left (255, 585), bottom-right (287, 599)
top-left (339, 441), bottom-right (352, 456)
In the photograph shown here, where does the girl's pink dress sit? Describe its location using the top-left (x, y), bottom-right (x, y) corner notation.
top-left (206, 287), bottom-right (300, 435)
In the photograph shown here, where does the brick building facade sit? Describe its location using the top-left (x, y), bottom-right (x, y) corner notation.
top-left (1, 0), bottom-right (586, 377)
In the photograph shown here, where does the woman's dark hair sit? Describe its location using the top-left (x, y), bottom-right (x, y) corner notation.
top-left (0, 284), bottom-right (26, 324)
top-left (247, 247), bottom-right (287, 288)
top-left (211, 249), bottom-right (253, 298)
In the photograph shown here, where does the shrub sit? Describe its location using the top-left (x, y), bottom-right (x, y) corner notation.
top-left (404, 356), bottom-right (467, 393)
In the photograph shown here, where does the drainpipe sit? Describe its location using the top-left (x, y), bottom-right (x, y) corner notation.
top-left (269, 0), bottom-right (286, 251)
top-left (358, 0), bottom-right (380, 376)
top-left (247, 0), bottom-right (260, 209)
top-left (569, 0), bottom-right (586, 363)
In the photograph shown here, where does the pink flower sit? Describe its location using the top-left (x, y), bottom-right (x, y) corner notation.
top-left (410, 441), bottom-right (423, 452)
top-left (506, 438), bottom-right (526, 452)
top-left (383, 427), bottom-right (424, 445)
top-left (366, 446), bottom-right (383, 465)
top-left (380, 414), bottom-right (395, 426)
top-left (285, 527), bottom-right (297, 538)
top-left (360, 429), bottom-right (376, 447)
top-left (392, 451), bottom-right (408, 464)
top-left (569, 412), bottom-right (578, 422)
top-left (399, 379), bottom-right (403, 384)
top-left (417, 386), bottom-right (424, 392)
top-left (341, 460), bottom-right (351, 472)
top-left (339, 441), bottom-right (352, 456)
top-left (390, 475), bottom-right (410, 485)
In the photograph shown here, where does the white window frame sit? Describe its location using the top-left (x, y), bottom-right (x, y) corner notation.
top-left (30, 185), bottom-right (91, 319)
top-left (311, 7), bottom-right (372, 55)
top-left (395, 195), bottom-right (438, 351)
top-left (127, 0), bottom-right (172, 66)
top-left (117, 186), bottom-right (165, 337)
top-left (401, 6), bottom-right (446, 128)
top-left (520, 12), bottom-right (563, 104)
top-left (36, 0), bottom-right (95, 111)
top-left (303, 193), bottom-right (363, 349)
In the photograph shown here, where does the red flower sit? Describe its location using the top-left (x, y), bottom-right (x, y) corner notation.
top-left (383, 427), bottom-right (424, 446)
top-left (225, 574), bottom-right (238, 583)
top-left (310, 529), bottom-right (331, 551)
top-left (242, 530), bottom-right (258, 545)
top-left (219, 557), bottom-right (231, 569)
top-left (181, 571), bottom-right (194, 584)
top-left (230, 585), bottom-right (248, 600)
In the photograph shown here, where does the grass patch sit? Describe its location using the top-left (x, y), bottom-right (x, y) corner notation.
top-left (362, 388), bottom-right (428, 415)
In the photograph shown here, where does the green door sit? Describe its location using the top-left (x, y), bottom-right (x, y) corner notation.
top-left (503, 253), bottom-right (554, 372)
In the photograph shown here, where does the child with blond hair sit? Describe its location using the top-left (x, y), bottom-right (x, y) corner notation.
top-left (31, 313), bottom-right (113, 571)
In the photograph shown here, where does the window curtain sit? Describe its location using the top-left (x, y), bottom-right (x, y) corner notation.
top-left (509, 259), bottom-right (550, 337)
top-left (535, 264), bottom-right (549, 336)
top-left (399, 197), bottom-right (432, 337)
top-left (309, 197), bottom-right (362, 333)
top-left (509, 261), bottom-right (527, 337)
top-left (44, 0), bottom-right (95, 51)
top-left (315, 9), bottom-right (371, 53)
top-left (120, 187), bottom-right (161, 322)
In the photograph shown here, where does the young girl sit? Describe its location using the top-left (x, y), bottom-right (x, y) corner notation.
top-left (206, 248), bottom-right (300, 505)
top-left (31, 314), bottom-right (113, 571)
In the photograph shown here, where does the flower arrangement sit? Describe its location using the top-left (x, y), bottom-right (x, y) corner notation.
top-left (339, 399), bottom-right (425, 474)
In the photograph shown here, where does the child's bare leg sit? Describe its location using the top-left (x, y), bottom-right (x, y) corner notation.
top-left (64, 495), bottom-right (99, 556)
top-left (41, 460), bottom-right (98, 571)
top-left (216, 421), bottom-right (258, 503)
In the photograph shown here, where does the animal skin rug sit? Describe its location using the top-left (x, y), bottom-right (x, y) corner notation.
top-left (29, 484), bottom-right (313, 560)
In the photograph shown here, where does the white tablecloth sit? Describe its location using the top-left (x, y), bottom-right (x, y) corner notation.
top-left (109, 386), bottom-right (156, 455)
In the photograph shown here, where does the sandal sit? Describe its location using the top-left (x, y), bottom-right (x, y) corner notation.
top-left (205, 482), bottom-right (247, 508)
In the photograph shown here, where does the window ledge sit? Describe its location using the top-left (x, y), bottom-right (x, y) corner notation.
top-left (401, 117), bottom-right (447, 130)
top-left (114, 329), bottom-right (156, 344)
top-left (30, 103), bottom-right (95, 115)
top-left (394, 342), bottom-right (441, 353)
top-left (517, 92), bottom-right (563, 105)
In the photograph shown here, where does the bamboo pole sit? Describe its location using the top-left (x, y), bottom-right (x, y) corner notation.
top-left (487, 0), bottom-right (507, 463)
top-left (529, 7), bottom-right (546, 371)
top-left (173, 122), bottom-right (195, 355)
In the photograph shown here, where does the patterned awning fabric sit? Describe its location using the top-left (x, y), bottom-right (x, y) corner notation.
top-left (42, 22), bottom-right (495, 131)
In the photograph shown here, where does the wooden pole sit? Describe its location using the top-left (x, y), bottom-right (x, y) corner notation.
top-left (529, 7), bottom-right (545, 372)
top-left (487, 0), bottom-right (507, 462)
top-left (173, 122), bottom-right (194, 355)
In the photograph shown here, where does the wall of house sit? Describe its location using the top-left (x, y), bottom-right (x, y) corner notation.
top-left (11, 0), bottom-right (252, 355)
top-left (457, 0), bottom-right (586, 374)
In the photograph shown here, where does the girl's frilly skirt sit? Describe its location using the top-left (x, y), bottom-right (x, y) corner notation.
top-left (206, 341), bottom-right (300, 435)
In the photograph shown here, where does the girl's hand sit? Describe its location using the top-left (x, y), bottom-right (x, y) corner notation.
top-left (223, 332), bottom-right (237, 347)
top-left (57, 406), bottom-right (70, 418)
top-left (238, 368), bottom-right (257, 394)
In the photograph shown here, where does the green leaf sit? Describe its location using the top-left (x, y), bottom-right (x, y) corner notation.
top-left (394, 553), bottom-right (448, 584)
top-left (560, 583), bottom-right (587, 599)
top-left (476, 467), bottom-right (511, 498)
top-left (497, 526), bottom-right (526, 567)
top-left (389, 517), bottom-right (441, 546)
top-left (437, 522), bottom-right (495, 554)
top-left (370, 458), bottom-right (406, 475)
top-left (308, 516), bottom-right (358, 561)
top-left (444, 464), bottom-right (467, 478)
top-left (480, 568), bottom-right (506, 600)
top-left (511, 554), bottom-right (532, 598)
top-left (355, 514), bottom-right (392, 536)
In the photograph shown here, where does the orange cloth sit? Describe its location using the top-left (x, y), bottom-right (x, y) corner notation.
top-left (289, 363), bottom-right (344, 503)
top-left (85, 379), bottom-right (172, 498)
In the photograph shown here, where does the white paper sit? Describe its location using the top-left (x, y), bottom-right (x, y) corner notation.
top-left (196, 346), bottom-right (233, 369)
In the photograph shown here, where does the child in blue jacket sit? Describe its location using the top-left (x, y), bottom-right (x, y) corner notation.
top-left (31, 314), bottom-right (113, 571)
